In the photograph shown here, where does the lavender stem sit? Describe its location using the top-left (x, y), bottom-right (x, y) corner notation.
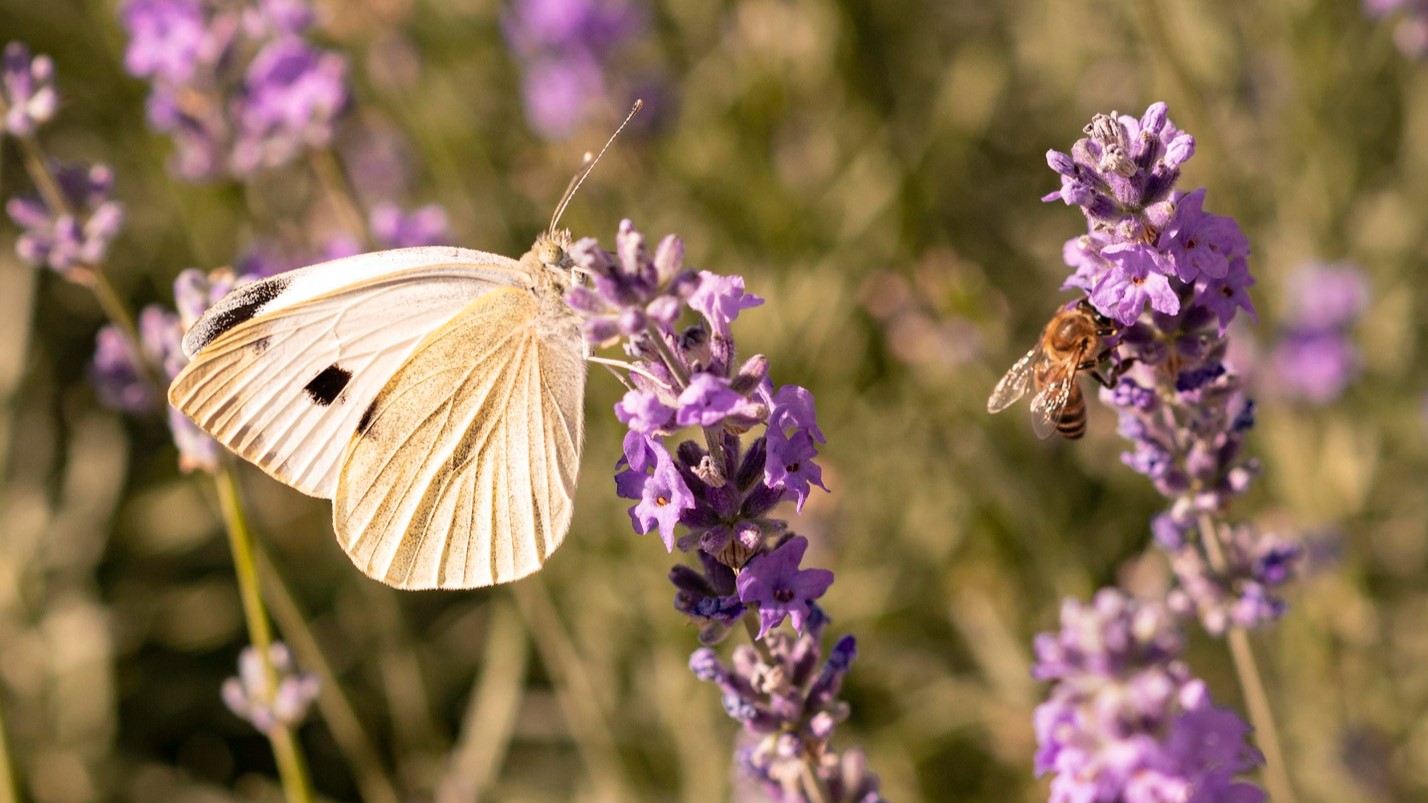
top-left (510, 578), bottom-right (629, 799)
top-left (0, 112), bottom-right (161, 392)
top-left (257, 552), bottom-right (402, 803)
top-left (215, 463), bottom-right (316, 803)
top-left (0, 693), bottom-right (17, 803)
top-left (1197, 513), bottom-right (1299, 803)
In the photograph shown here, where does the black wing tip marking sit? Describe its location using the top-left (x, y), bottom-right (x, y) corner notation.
top-left (304, 364), bottom-right (352, 406)
top-left (187, 276), bottom-right (292, 354)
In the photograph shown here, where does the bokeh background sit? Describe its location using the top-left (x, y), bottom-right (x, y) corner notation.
top-left (2, 0), bottom-right (1427, 800)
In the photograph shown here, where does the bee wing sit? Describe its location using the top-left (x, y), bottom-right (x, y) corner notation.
top-left (1028, 361), bottom-right (1076, 440)
top-left (333, 286), bottom-right (586, 590)
top-left (169, 247), bottom-right (527, 498)
top-left (987, 345), bottom-right (1041, 413)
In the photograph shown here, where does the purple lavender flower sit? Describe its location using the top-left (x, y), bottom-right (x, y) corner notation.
top-left (1033, 590), bottom-right (1266, 803)
top-left (6, 162), bottom-right (125, 277)
top-left (692, 621), bottom-right (882, 802)
top-left (119, 0), bottom-right (349, 180)
top-left (736, 536), bottom-right (834, 638)
top-left (221, 641), bottom-right (320, 734)
top-left (1034, 104), bottom-right (1301, 635)
top-left (1268, 262), bottom-right (1368, 404)
top-left (90, 316), bottom-right (164, 414)
top-left (618, 439), bottom-right (696, 551)
top-left (119, 0), bottom-right (209, 84)
top-left (2, 42), bottom-right (58, 135)
top-left (1159, 189), bottom-right (1250, 283)
top-left (232, 39), bottom-right (348, 174)
top-left (676, 373), bottom-right (762, 428)
top-left (1166, 524), bottom-right (1304, 634)
top-left (689, 271), bottom-right (765, 340)
top-left (88, 268), bottom-right (238, 472)
top-left (502, 0), bottom-right (646, 139)
top-left (1089, 242), bottom-right (1179, 325)
top-left (571, 220), bottom-right (868, 797)
top-left (369, 202), bottom-right (452, 249)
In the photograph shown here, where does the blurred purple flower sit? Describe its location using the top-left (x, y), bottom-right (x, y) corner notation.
top-left (119, 0), bottom-right (349, 180)
top-left (1365, 0), bottom-right (1428, 58)
top-left (521, 56), bottom-right (608, 141)
top-left (1270, 331), bottom-right (1360, 404)
top-left (222, 641), bottom-right (320, 734)
top-left (2, 42), bottom-right (58, 135)
top-left (119, 0), bottom-right (209, 84)
top-left (6, 161), bottom-right (125, 276)
top-left (1268, 263), bottom-right (1368, 405)
top-left (370, 202), bottom-right (452, 249)
top-left (502, 0), bottom-right (647, 139)
top-left (1033, 591), bottom-right (1266, 803)
top-left (232, 38), bottom-right (348, 174)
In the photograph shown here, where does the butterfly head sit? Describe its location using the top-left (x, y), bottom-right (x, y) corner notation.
top-left (528, 229), bottom-right (577, 291)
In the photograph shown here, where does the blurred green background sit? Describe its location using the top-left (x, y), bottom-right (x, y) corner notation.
top-left (3, 0), bottom-right (1428, 800)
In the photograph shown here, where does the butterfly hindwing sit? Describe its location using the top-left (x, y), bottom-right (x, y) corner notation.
top-left (334, 286), bottom-right (586, 590)
top-left (168, 248), bottom-right (526, 497)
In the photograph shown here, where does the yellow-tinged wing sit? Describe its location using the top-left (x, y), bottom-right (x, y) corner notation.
top-left (334, 286), bottom-right (586, 590)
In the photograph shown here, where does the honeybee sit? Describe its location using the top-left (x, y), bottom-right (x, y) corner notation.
top-left (987, 299), bottom-right (1119, 440)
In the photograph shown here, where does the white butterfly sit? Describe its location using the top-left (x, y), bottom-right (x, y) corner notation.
top-left (169, 236), bottom-right (588, 590)
top-left (170, 104), bottom-right (644, 591)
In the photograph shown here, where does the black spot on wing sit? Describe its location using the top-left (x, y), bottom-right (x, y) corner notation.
top-left (251, 335), bottom-right (271, 354)
top-left (189, 276), bottom-right (291, 353)
top-left (304, 365), bottom-right (352, 406)
top-left (357, 399), bottom-right (378, 436)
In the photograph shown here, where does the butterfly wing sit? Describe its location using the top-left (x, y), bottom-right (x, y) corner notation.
top-left (333, 286), bottom-right (586, 590)
top-left (169, 247), bottom-right (527, 497)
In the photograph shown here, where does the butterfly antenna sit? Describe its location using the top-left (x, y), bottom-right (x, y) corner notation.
top-left (548, 99), bottom-right (643, 234)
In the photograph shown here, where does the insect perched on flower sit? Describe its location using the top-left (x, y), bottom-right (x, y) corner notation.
top-left (987, 299), bottom-right (1120, 439)
top-left (168, 103), bottom-right (642, 590)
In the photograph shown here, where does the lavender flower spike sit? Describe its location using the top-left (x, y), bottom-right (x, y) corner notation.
top-left (1039, 103), bottom-right (1301, 633)
top-left (1033, 590), bottom-right (1266, 803)
top-left (570, 220), bottom-right (876, 800)
top-left (2, 42), bottom-right (58, 135)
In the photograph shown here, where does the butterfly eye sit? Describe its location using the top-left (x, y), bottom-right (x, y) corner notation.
top-left (538, 242), bottom-right (565, 267)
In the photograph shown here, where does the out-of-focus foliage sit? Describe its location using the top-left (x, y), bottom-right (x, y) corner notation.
top-left (1, 0), bottom-right (1425, 800)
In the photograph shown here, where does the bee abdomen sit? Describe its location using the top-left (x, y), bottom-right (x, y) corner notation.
top-left (1057, 396), bottom-right (1087, 440)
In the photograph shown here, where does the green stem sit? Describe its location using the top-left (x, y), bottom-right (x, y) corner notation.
top-left (510, 578), bottom-right (627, 799)
top-left (257, 550), bottom-right (402, 803)
top-left (0, 692), bottom-right (18, 803)
top-left (1196, 513), bottom-right (1297, 803)
top-left (215, 465), bottom-right (316, 803)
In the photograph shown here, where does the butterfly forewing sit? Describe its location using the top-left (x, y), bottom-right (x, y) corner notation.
top-left (169, 248), bottom-right (527, 497)
top-left (334, 286), bottom-right (585, 590)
